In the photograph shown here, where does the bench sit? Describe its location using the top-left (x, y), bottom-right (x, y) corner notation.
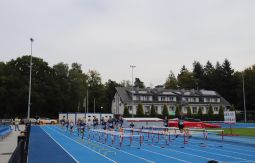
top-left (0, 126), bottom-right (12, 140)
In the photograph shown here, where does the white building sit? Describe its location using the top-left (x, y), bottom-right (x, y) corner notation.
top-left (111, 87), bottom-right (231, 116)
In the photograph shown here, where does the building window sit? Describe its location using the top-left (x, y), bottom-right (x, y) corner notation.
top-left (169, 97), bottom-right (174, 101)
top-left (203, 107), bottom-right (207, 113)
top-left (192, 107), bottom-right (198, 114)
top-left (128, 106), bottom-right (132, 112)
top-left (213, 107), bottom-right (218, 112)
top-left (145, 106), bottom-right (150, 114)
top-left (169, 106), bottom-right (175, 111)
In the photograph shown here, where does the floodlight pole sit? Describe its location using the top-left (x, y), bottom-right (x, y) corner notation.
top-left (27, 38), bottom-right (34, 120)
top-left (130, 65), bottom-right (136, 118)
top-left (242, 72), bottom-right (247, 123)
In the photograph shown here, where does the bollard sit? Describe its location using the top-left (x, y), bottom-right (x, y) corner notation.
top-left (17, 135), bottom-right (25, 163)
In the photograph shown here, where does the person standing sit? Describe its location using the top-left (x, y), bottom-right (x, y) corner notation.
top-left (164, 116), bottom-right (168, 127)
top-left (70, 120), bottom-right (74, 134)
top-left (119, 116), bottom-right (123, 128)
top-left (14, 117), bottom-right (20, 131)
top-left (108, 116), bottom-right (114, 130)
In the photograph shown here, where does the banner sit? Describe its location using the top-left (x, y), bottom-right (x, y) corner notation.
top-left (224, 111), bottom-right (236, 124)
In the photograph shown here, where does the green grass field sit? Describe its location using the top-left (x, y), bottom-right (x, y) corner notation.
top-left (220, 128), bottom-right (255, 137)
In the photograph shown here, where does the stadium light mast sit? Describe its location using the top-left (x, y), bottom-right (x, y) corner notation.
top-left (242, 72), bottom-right (247, 123)
top-left (27, 38), bottom-right (34, 119)
top-left (130, 65), bottom-right (136, 118)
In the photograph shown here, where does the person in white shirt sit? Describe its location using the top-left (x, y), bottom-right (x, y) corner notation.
top-left (14, 117), bottom-right (20, 131)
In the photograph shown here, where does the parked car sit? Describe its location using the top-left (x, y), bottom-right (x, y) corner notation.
top-left (29, 118), bottom-right (37, 124)
top-left (39, 118), bottom-right (57, 125)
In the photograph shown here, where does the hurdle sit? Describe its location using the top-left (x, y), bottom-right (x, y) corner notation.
top-left (89, 129), bottom-right (142, 148)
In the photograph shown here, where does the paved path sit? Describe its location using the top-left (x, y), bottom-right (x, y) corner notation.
top-left (0, 125), bottom-right (25, 163)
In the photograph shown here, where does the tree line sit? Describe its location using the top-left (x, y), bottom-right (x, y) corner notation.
top-left (0, 56), bottom-right (254, 119)
top-left (165, 60), bottom-right (255, 114)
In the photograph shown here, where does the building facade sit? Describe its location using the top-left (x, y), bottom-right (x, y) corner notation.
top-left (111, 87), bottom-right (231, 116)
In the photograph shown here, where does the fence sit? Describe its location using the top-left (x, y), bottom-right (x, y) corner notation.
top-left (8, 123), bottom-right (31, 163)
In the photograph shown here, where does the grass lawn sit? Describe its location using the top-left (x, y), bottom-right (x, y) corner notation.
top-left (219, 128), bottom-right (255, 137)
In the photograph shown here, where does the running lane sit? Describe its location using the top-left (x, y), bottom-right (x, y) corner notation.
top-left (28, 126), bottom-right (77, 163)
top-left (42, 126), bottom-right (116, 163)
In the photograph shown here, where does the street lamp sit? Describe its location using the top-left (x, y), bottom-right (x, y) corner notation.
top-left (100, 106), bottom-right (103, 123)
top-left (27, 38), bottom-right (34, 120)
top-left (130, 65), bottom-right (136, 118)
top-left (242, 72), bottom-right (247, 123)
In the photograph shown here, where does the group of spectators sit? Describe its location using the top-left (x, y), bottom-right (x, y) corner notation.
top-left (60, 115), bottom-right (124, 133)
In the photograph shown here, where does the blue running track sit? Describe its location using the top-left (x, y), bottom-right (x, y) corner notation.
top-left (28, 125), bottom-right (255, 163)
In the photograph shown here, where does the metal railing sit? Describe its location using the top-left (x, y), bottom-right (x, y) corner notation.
top-left (8, 123), bottom-right (31, 163)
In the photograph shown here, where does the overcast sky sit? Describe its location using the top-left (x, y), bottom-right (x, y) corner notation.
top-left (1, 0), bottom-right (255, 86)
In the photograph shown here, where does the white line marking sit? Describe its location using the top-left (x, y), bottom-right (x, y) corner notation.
top-left (170, 143), bottom-right (251, 162)
top-left (176, 137), bottom-right (254, 157)
top-left (189, 137), bottom-right (255, 153)
top-left (227, 161), bottom-right (255, 163)
top-left (150, 144), bottom-right (217, 161)
top-left (40, 126), bottom-right (79, 163)
top-left (141, 148), bottom-right (191, 163)
top-left (129, 132), bottom-right (255, 163)
top-left (45, 126), bottom-right (117, 163)
top-left (52, 126), bottom-right (155, 163)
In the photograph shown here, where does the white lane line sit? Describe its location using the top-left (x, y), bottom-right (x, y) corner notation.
top-left (149, 144), bottom-right (217, 162)
top-left (52, 126), bottom-right (155, 163)
top-left (170, 143), bottom-right (251, 162)
top-left (141, 148), bottom-right (191, 163)
top-left (188, 137), bottom-right (255, 154)
top-left (45, 126), bottom-right (117, 163)
top-left (132, 134), bottom-right (254, 163)
top-left (227, 161), bottom-right (255, 163)
top-left (174, 137), bottom-right (255, 158)
top-left (40, 126), bottom-right (79, 163)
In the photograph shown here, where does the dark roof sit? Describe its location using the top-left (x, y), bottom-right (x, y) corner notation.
top-left (220, 97), bottom-right (231, 106)
top-left (115, 87), bottom-right (231, 106)
top-left (116, 87), bottom-right (132, 103)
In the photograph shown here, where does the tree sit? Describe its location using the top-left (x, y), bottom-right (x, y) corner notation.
top-left (68, 63), bottom-right (88, 113)
top-left (241, 66), bottom-right (255, 113)
top-left (104, 80), bottom-right (121, 113)
top-left (203, 61), bottom-right (215, 90)
top-left (198, 107), bottom-right (203, 119)
top-left (219, 105), bottom-right (224, 120)
top-left (177, 65), bottom-right (196, 89)
top-left (162, 104), bottom-right (169, 117)
top-left (187, 106), bottom-right (192, 117)
top-left (134, 78), bottom-right (145, 88)
top-left (229, 105), bottom-right (235, 111)
top-left (165, 71), bottom-right (178, 89)
top-left (208, 105), bottom-right (214, 116)
top-left (175, 105), bottom-right (181, 117)
top-left (136, 103), bottom-right (144, 117)
top-left (87, 70), bottom-right (104, 113)
top-left (150, 104), bottom-right (157, 117)
top-left (193, 61), bottom-right (204, 89)
top-left (123, 105), bottom-right (130, 117)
